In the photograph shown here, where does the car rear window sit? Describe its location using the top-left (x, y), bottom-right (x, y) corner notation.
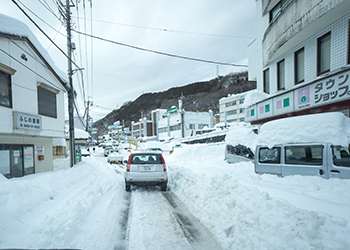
top-left (130, 154), bottom-right (163, 164)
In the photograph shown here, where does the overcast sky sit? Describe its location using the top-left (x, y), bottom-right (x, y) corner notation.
top-left (2, 0), bottom-right (256, 122)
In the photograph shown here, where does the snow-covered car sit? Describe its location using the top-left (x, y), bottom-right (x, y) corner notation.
top-left (125, 152), bottom-right (167, 192)
top-left (107, 152), bottom-right (123, 164)
top-left (104, 145), bottom-right (114, 157)
top-left (81, 147), bottom-right (90, 157)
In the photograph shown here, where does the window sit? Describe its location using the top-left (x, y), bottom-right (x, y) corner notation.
top-left (198, 124), bottom-right (208, 129)
top-left (240, 108), bottom-right (244, 113)
top-left (170, 124), bottom-right (181, 131)
top-left (348, 20), bottom-right (350, 65)
top-left (263, 68), bottom-right (270, 94)
top-left (225, 101), bottom-right (236, 107)
top-left (0, 71), bottom-right (12, 108)
top-left (239, 99), bottom-right (244, 104)
top-left (269, 0), bottom-right (287, 23)
top-left (259, 147), bottom-right (281, 164)
top-left (226, 144), bottom-right (254, 159)
top-left (285, 145), bottom-right (323, 165)
top-left (332, 145), bottom-right (350, 167)
top-left (37, 83), bottom-right (58, 118)
top-left (295, 48), bottom-right (305, 84)
top-left (189, 124), bottom-right (195, 130)
top-left (277, 59), bottom-right (285, 90)
top-left (317, 32), bottom-right (331, 76)
top-left (158, 127), bottom-right (167, 133)
top-left (227, 110), bottom-right (237, 116)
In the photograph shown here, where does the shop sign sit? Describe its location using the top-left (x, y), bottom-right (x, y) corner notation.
top-left (13, 112), bottom-right (42, 131)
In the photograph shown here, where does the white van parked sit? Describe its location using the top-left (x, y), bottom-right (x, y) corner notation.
top-left (254, 112), bottom-right (350, 179)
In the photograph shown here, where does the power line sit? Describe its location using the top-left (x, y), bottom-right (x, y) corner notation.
top-left (72, 29), bottom-right (248, 67)
top-left (11, 0), bottom-right (81, 70)
top-left (73, 16), bottom-right (254, 40)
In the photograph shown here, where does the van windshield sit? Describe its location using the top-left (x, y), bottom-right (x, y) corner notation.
top-left (332, 145), bottom-right (350, 167)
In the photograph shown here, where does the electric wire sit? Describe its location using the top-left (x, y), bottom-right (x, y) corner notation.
top-left (0, 47), bottom-right (66, 93)
top-left (38, 0), bottom-right (62, 23)
top-left (72, 29), bottom-right (248, 67)
top-left (16, 0), bottom-right (66, 37)
top-left (73, 16), bottom-right (254, 40)
top-left (11, 0), bottom-right (81, 70)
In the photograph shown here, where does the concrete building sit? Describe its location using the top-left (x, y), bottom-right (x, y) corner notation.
top-left (155, 101), bottom-right (215, 141)
top-left (247, 0), bottom-right (350, 124)
top-left (219, 91), bottom-right (253, 124)
top-left (0, 14), bottom-right (67, 178)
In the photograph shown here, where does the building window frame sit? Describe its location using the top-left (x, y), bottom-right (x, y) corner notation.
top-left (263, 68), bottom-right (270, 94)
top-left (294, 47), bottom-right (305, 85)
top-left (0, 64), bottom-right (16, 109)
top-left (348, 20), bottom-right (350, 65)
top-left (37, 82), bottom-right (59, 118)
top-left (317, 32), bottom-right (331, 76)
top-left (277, 59), bottom-right (285, 91)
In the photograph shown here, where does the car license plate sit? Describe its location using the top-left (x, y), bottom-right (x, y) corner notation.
top-left (143, 166), bottom-right (152, 171)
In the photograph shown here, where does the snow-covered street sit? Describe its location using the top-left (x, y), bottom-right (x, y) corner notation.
top-left (1, 144), bottom-right (350, 249)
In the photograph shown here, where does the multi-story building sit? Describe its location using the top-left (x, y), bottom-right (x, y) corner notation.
top-left (246, 0), bottom-right (350, 124)
top-left (0, 14), bottom-right (67, 178)
top-left (219, 91), bottom-right (253, 124)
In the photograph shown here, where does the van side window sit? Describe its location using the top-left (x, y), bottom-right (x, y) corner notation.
top-left (285, 145), bottom-right (323, 165)
top-left (258, 147), bottom-right (281, 163)
top-left (332, 145), bottom-right (350, 167)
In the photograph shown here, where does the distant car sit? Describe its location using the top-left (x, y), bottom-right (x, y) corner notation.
top-left (81, 147), bottom-right (90, 157)
top-left (107, 151), bottom-right (123, 164)
top-left (125, 152), bottom-right (168, 191)
top-left (104, 145), bottom-right (114, 157)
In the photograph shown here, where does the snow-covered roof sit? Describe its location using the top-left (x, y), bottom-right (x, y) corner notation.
top-left (242, 89), bottom-right (269, 109)
top-left (0, 13), bottom-right (67, 83)
top-left (258, 112), bottom-right (350, 148)
top-left (74, 128), bottom-right (90, 139)
top-left (225, 126), bottom-right (259, 153)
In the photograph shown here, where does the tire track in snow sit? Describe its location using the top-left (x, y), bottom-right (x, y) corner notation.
top-left (162, 192), bottom-right (222, 250)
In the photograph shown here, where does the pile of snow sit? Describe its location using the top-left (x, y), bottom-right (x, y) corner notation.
top-left (242, 89), bottom-right (269, 108)
top-left (167, 144), bottom-right (350, 249)
top-left (52, 137), bottom-right (66, 147)
top-left (258, 112), bottom-right (350, 148)
top-left (74, 128), bottom-right (90, 139)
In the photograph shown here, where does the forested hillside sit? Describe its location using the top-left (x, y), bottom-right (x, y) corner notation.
top-left (93, 71), bottom-right (256, 135)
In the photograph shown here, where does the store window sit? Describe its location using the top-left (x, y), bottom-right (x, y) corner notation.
top-left (277, 59), bottom-right (285, 90)
top-left (263, 68), bottom-right (270, 94)
top-left (295, 48), bottom-right (305, 84)
top-left (317, 32), bottom-right (331, 76)
top-left (38, 83), bottom-right (58, 118)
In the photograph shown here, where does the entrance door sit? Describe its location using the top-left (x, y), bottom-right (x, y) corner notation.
top-left (11, 145), bottom-right (23, 177)
top-left (24, 145), bottom-right (34, 175)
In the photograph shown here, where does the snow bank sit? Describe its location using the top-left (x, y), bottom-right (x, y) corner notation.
top-left (167, 144), bottom-right (350, 249)
top-left (258, 112), bottom-right (350, 148)
top-left (0, 156), bottom-right (125, 249)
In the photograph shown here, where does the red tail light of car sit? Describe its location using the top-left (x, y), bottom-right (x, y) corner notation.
top-left (161, 154), bottom-right (166, 172)
top-left (126, 155), bottom-right (132, 172)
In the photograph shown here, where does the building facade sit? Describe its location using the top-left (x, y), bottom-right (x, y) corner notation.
top-left (0, 14), bottom-right (66, 178)
top-left (219, 91), bottom-right (252, 124)
top-left (247, 0), bottom-right (350, 124)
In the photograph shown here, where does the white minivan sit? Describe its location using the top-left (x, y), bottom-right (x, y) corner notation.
top-left (255, 143), bottom-right (350, 179)
top-left (254, 112), bottom-right (350, 179)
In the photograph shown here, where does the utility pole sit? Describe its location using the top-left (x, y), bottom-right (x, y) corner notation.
top-left (66, 0), bottom-right (75, 167)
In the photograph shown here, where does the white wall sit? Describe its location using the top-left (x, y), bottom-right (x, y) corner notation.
top-left (0, 38), bottom-right (66, 138)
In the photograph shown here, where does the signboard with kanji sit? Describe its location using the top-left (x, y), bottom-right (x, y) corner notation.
top-left (13, 111), bottom-right (42, 131)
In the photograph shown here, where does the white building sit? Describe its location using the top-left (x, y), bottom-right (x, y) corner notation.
top-left (0, 14), bottom-right (67, 178)
top-left (219, 91), bottom-right (252, 124)
top-left (247, 0), bottom-right (350, 124)
top-left (154, 101), bottom-right (215, 141)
